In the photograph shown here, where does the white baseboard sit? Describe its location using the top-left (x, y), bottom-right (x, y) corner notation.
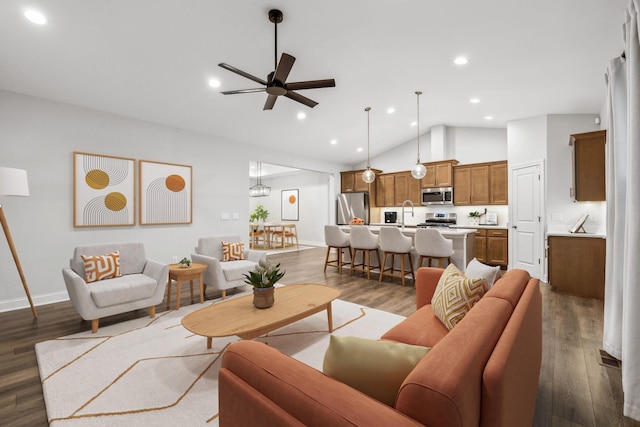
top-left (0, 291), bottom-right (69, 313)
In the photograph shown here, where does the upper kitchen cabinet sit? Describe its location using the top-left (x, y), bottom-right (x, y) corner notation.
top-left (375, 173), bottom-right (395, 207)
top-left (421, 160), bottom-right (459, 188)
top-left (394, 172), bottom-right (421, 205)
top-left (340, 169), bottom-right (381, 193)
top-left (570, 130), bottom-right (606, 202)
top-left (454, 160), bottom-right (507, 206)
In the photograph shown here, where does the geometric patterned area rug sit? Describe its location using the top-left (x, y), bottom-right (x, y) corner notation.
top-left (35, 297), bottom-right (405, 426)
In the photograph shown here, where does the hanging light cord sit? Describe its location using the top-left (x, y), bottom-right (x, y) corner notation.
top-left (366, 107), bottom-right (371, 168)
top-left (416, 91), bottom-right (422, 163)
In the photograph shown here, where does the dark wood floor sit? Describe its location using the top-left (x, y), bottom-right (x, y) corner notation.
top-left (0, 247), bottom-right (638, 426)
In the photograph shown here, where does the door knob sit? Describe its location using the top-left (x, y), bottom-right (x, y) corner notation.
top-left (512, 225), bottom-right (517, 229)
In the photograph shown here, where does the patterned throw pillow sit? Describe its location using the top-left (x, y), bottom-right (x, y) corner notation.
top-left (221, 241), bottom-right (244, 261)
top-left (81, 251), bottom-right (121, 283)
top-left (432, 263), bottom-right (488, 330)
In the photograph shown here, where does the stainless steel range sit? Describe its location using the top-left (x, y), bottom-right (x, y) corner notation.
top-left (417, 212), bottom-right (457, 228)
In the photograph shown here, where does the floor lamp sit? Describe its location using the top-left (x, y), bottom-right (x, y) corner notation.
top-left (0, 167), bottom-right (37, 318)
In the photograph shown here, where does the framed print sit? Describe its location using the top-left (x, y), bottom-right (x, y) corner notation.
top-left (569, 213), bottom-right (589, 233)
top-left (139, 160), bottom-right (192, 225)
top-left (73, 152), bottom-right (136, 227)
top-left (281, 189), bottom-right (299, 221)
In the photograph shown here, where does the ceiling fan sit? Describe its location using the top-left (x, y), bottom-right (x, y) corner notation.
top-left (218, 9), bottom-right (336, 110)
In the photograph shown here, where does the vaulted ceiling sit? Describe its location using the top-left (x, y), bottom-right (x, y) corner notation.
top-left (0, 0), bottom-right (627, 165)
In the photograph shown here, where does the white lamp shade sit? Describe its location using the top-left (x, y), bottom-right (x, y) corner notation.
top-left (0, 167), bottom-right (30, 196)
top-left (411, 163), bottom-right (427, 180)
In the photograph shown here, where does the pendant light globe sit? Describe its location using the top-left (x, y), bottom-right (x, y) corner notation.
top-left (362, 107), bottom-right (376, 184)
top-left (411, 90), bottom-right (427, 180)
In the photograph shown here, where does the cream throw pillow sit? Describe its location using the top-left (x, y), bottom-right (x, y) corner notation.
top-left (323, 335), bottom-right (430, 407)
top-left (465, 257), bottom-right (501, 288)
top-left (81, 251), bottom-right (121, 283)
top-left (432, 263), bottom-right (488, 330)
top-left (221, 241), bottom-right (244, 261)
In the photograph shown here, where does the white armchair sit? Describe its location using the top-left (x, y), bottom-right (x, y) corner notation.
top-left (62, 242), bottom-right (169, 333)
top-left (191, 236), bottom-right (266, 299)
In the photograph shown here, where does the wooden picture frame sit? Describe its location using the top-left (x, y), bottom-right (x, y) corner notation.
top-left (73, 151), bottom-right (136, 227)
top-left (139, 160), bottom-right (192, 225)
top-left (281, 189), bottom-right (299, 221)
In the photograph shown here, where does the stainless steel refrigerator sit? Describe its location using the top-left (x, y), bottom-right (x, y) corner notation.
top-left (337, 192), bottom-right (370, 225)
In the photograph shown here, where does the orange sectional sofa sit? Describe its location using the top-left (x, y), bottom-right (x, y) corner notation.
top-left (219, 267), bottom-right (542, 427)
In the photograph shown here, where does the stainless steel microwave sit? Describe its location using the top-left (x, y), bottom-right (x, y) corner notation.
top-left (421, 187), bottom-right (453, 205)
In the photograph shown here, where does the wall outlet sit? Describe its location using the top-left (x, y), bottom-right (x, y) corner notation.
top-left (221, 212), bottom-right (230, 220)
top-left (171, 256), bottom-right (178, 263)
top-left (232, 212), bottom-right (239, 220)
top-left (551, 212), bottom-right (563, 222)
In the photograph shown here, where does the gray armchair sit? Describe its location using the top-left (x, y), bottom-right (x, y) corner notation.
top-left (191, 236), bottom-right (266, 299)
top-left (62, 242), bottom-right (169, 333)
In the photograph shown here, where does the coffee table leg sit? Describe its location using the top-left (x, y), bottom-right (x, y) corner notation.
top-left (327, 302), bottom-right (334, 332)
top-left (176, 282), bottom-right (181, 310)
top-left (166, 279), bottom-right (172, 309)
top-left (207, 337), bottom-right (212, 349)
top-left (199, 273), bottom-right (204, 303)
top-left (190, 280), bottom-right (194, 304)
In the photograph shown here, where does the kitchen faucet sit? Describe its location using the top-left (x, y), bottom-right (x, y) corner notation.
top-left (400, 199), bottom-right (414, 229)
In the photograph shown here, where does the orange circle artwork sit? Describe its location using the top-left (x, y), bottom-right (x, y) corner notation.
top-left (165, 174), bottom-right (186, 192)
top-left (289, 195), bottom-right (296, 204)
top-left (85, 169), bottom-right (109, 190)
top-left (104, 192), bottom-right (127, 211)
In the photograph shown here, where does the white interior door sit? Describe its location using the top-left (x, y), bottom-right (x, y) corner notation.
top-left (510, 162), bottom-right (543, 278)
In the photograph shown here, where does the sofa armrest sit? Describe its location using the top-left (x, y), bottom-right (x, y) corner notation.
top-left (415, 267), bottom-right (444, 309)
top-left (220, 341), bottom-right (422, 427)
top-left (62, 268), bottom-right (95, 320)
top-left (142, 258), bottom-right (169, 287)
top-left (191, 253), bottom-right (227, 286)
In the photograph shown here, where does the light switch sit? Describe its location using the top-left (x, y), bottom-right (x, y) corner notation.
top-left (221, 212), bottom-right (230, 220)
top-left (232, 212), bottom-right (239, 220)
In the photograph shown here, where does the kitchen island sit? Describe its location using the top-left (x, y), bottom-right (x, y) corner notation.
top-left (338, 225), bottom-right (476, 274)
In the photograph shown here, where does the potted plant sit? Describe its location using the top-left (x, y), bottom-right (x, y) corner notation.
top-left (249, 205), bottom-right (269, 223)
top-left (179, 257), bottom-right (191, 268)
top-left (468, 210), bottom-right (482, 226)
top-left (243, 259), bottom-right (285, 308)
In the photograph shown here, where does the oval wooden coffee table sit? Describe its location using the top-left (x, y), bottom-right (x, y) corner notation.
top-left (181, 284), bottom-right (340, 349)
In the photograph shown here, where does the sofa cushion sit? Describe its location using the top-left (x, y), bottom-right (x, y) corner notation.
top-left (222, 241), bottom-right (245, 261)
top-left (465, 257), bottom-right (501, 288)
top-left (432, 264), bottom-right (488, 330)
top-left (222, 260), bottom-right (259, 282)
top-left (380, 305), bottom-right (449, 348)
top-left (89, 274), bottom-right (157, 308)
top-left (81, 251), bottom-right (121, 283)
top-left (323, 335), bottom-right (430, 407)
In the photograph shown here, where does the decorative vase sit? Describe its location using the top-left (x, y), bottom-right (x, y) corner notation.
top-left (253, 287), bottom-right (275, 309)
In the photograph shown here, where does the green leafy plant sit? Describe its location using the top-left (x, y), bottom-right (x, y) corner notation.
top-left (468, 210), bottom-right (482, 218)
top-left (243, 259), bottom-right (285, 288)
top-left (179, 257), bottom-right (191, 267)
top-left (249, 204), bottom-right (269, 223)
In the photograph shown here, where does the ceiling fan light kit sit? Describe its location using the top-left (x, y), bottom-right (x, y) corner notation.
top-left (411, 90), bottom-right (427, 180)
top-left (219, 9), bottom-right (335, 111)
top-left (362, 107), bottom-right (376, 184)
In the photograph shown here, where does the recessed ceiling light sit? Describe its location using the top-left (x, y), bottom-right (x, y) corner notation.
top-left (357, 147), bottom-right (363, 152)
top-left (470, 98), bottom-right (480, 104)
top-left (484, 115), bottom-right (494, 120)
top-left (454, 56), bottom-right (468, 65)
top-left (387, 107), bottom-right (395, 114)
top-left (24, 9), bottom-right (47, 25)
top-left (208, 78), bottom-right (220, 88)
top-left (297, 112), bottom-right (306, 120)
top-left (330, 139), bottom-right (338, 145)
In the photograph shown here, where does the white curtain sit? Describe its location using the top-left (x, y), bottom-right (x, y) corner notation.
top-left (604, 0), bottom-right (640, 420)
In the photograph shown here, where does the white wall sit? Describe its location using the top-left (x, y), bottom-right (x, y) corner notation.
top-left (0, 90), bottom-right (343, 312)
top-left (507, 115), bottom-right (547, 166)
top-left (248, 171), bottom-right (331, 246)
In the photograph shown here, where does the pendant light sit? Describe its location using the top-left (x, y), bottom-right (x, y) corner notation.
top-left (362, 107), bottom-right (376, 183)
top-left (249, 162), bottom-right (271, 197)
top-left (410, 91), bottom-right (427, 179)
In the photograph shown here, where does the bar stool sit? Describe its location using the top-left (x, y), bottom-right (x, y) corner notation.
top-left (415, 228), bottom-right (454, 268)
top-left (324, 225), bottom-right (351, 274)
top-left (349, 226), bottom-right (381, 280)
top-left (379, 226), bottom-right (415, 286)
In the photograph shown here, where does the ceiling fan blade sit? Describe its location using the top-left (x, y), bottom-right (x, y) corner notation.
top-left (263, 94), bottom-right (278, 110)
top-left (273, 53), bottom-right (296, 84)
top-left (284, 91), bottom-right (318, 108)
top-left (221, 88), bottom-right (266, 95)
top-left (218, 63), bottom-right (267, 86)
top-left (285, 79), bottom-right (336, 91)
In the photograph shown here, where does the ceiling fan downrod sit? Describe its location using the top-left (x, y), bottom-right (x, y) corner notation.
top-left (269, 9), bottom-right (283, 74)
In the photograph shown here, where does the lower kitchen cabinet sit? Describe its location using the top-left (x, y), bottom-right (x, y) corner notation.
top-left (474, 228), bottom-right (508, 268)
top-left (548, 235), bottom-right (605, 299)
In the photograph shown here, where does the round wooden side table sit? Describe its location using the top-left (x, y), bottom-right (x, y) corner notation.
top-left (166, 262), bottom-right (208, 310)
